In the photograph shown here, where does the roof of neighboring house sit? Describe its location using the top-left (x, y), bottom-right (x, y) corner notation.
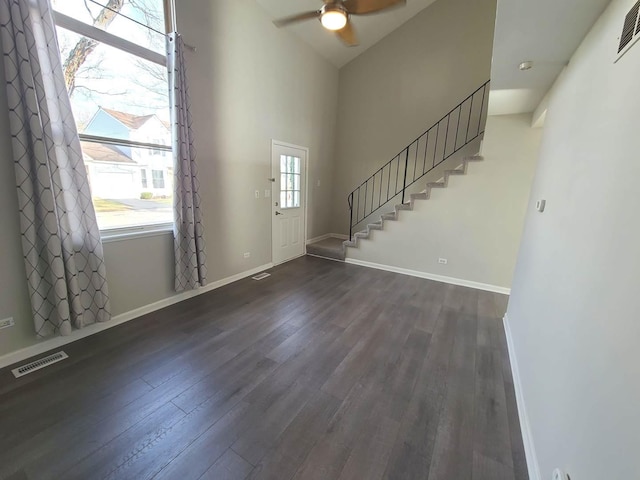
top-left (81, 141), bottom-right (137, 165)
top-left (100, 108), bottom-right (157, 130)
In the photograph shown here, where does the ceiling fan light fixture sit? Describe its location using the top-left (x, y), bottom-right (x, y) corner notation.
top-left (321, 10), bottom-right (347, 31)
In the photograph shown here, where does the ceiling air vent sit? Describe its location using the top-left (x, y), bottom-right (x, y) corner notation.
top-left (617, 0), bottom-right (640, 60)
top-left (11, 351), bottom-right (69, 378)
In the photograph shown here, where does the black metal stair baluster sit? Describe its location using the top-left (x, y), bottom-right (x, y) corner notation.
top-left (413, 140), bottom-right (419, 182)
top-left (378, 170), bottom-right (383, 210)
top-left (395, 155), bottom-right (400, 196)
top-left (387, 162), bottom-right (391, 203)
top-left (364, 181), bottom-right (368, 218)
top-left (433, 122), bottom-right (439, 169)
top-left (477, 84), bottom-right (486, 136)
top-left (466, 95), bottom-right (474, 143)
top-left (401, 148), bottom-right (409, 204)
top-left (455, 105), bottom-right (462, 150)
top-left (422, 130), bottom-right (429, 175)
top-left (357, 187), bottom-right (360, 224)
top-left (442, 115), bottom-right (451, 165)
top-left (372, 176), bottom-right (375, 215)
top-left (349, 192), bottom-right (354, 240)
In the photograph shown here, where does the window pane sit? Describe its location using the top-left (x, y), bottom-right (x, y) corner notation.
top-left (280, 191), bottom-right (286, 208)
top-left (52, 0), bottom-right (166, 54)
top-left (56, 27), bottom-right (170, 145)
top-left (294, 191), bottom-right (300, 208)
top-left (286, 191), bottom-right (293, 208)
top-left (82, 141), bottom-right (172, 230)
top-left (280, 174), bottom-right (287, 189)
top-left (280, 155), bottom-right (287, 172)
top-left (293, 174), bottom-right (300, 191)
top-left (293, 157), bottom-right (301, 174)
top-left (152, 169), bottom-right (165, 188)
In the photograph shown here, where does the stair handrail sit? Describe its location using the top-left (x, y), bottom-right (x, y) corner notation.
top-left (347, 80), bottom-right (490, 240)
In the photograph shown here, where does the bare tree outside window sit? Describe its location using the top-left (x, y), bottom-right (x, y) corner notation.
top-left (52, 0), bottom-right (174, 232)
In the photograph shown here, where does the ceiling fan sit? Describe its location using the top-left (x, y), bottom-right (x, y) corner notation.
top-left (273, 0), bottom-right (407, 47)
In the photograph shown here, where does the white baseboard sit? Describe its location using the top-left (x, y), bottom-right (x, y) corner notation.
top-left (330, 233), bottom-right (349, 240)
top-left (0, 262), bottom-right (274, 370)
top-left (306, 233), bottom-right (349, 244)
top-left (344, 258), bottom-right (511, 295)
top-left (306, 233), bottom-right (331, 244)
top-left (503, 314), bottom-right (541, 480)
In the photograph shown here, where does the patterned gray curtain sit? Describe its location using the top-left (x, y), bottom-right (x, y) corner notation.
top-left (0, 0), bottom-right (110, 337)
top-left (167, 33), bottom-right (207, 292)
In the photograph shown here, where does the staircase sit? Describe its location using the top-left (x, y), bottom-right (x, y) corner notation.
top-left (343, 80), bottom-right (490, 251)
top-left (343, 153), bottom-right (483, 249)
top-left (305, 80), bottom-right (490, 262)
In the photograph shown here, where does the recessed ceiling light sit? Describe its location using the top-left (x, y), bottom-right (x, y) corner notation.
top-left (519, 61), bottom-right (534, 71)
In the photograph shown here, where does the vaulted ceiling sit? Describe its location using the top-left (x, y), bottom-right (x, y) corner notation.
top-left (255, 0), bottom-right (438, 67)
top-left (257, 0), bottom-right (612, 114)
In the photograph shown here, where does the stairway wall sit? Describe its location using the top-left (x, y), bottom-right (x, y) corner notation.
top-left (329, 0), bottom-right (497, 235)
top-left (506, 0), bottom-right (640, 476)
top-left (348, 114), bottom-right (542, 290)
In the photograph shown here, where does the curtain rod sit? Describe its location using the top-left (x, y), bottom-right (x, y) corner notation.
top-left (86, 0), bottom-right (196, 52)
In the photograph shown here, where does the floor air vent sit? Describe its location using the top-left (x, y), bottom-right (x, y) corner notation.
top-left (12, 351), bottom-right (69, 378)
top-left (252, 272), bottom-right (271, 281)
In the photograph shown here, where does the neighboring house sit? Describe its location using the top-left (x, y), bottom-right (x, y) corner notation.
top-left (82, 108), bottom-right (173, 199)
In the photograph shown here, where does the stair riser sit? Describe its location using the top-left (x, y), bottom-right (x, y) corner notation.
top-left (344, 155), bottom-right (483, 250)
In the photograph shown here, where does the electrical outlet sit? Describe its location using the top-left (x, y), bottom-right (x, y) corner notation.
top-left (243, 252), bottom-right (251, 259)
top-left (254, 190), bottom-right (260, 199)
top-left (438, 258), bottom-right (448, 265)
top-left (0, 317), bottom-right (15, 330)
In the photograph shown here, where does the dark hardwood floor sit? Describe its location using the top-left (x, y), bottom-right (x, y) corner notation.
top-left (0, 256), bottom-right (527, 480)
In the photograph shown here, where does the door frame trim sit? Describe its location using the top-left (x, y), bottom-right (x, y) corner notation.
top-left (271, 139), bottom-right (310, 265)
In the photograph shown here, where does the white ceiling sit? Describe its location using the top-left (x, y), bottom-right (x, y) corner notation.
top-left (255, 0), bottom-right (438, 68)
top-left (488, 0), bottom-right (611, 115)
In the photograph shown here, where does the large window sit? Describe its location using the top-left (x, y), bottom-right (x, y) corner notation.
top-left (52, 0), bottom-right (174, 234)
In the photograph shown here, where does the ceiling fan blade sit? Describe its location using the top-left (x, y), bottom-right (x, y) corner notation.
top-left (273, 10), bottom-right (321, 28)
top-left (343, 0), bottom-right (406, 15)
top-left (335, 20), bottom-right (358, 46)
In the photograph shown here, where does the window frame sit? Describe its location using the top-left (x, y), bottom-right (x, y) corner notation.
top-left (52, 1), bottom-right (176, 239)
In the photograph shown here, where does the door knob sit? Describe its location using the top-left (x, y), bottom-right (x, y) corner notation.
top-left (275, 211), bottom-right (283, 216)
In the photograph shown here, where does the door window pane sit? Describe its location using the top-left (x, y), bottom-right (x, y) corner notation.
top-left (279, 154), bottom-right (301, 209)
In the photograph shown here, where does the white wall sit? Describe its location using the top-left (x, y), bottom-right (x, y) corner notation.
top-left (0, 0), bottom-right (339, 357)
top-left (330, 0), bottom-right (497, 234)
top-left (348, 114), bottom-right (541, 290)
top-left (506, 0), bottom-right (640, 478)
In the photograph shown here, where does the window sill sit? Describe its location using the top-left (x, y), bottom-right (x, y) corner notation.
top-left (100, 224), bottom-right (174, 244)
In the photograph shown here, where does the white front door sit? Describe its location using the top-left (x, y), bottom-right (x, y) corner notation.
top-left (272, 142), bottom-right (307, 265)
